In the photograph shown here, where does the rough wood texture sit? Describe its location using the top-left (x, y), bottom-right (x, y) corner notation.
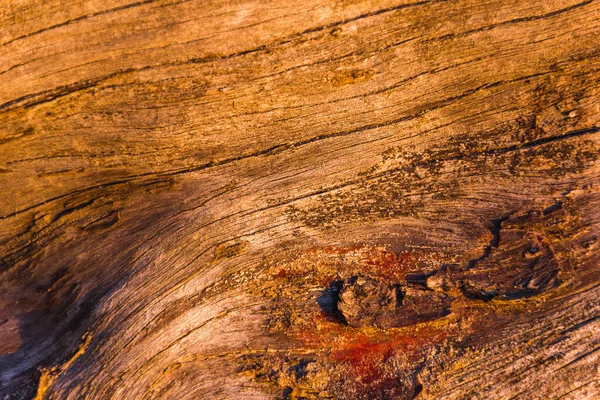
top-left (1, 0), bottom-right (600, 399)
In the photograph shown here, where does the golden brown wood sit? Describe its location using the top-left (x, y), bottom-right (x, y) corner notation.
top-left (1, 0), bottom-right (600, 398)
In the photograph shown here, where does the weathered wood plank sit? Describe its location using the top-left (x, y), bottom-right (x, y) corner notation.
top-left (1, 0), bottom-right (599, 398)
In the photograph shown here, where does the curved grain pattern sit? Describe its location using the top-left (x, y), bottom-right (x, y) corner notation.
top-left (1, 0), bottom-right (599, 399)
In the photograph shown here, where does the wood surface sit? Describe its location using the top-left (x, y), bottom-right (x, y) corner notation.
top-left (1, 0), bottom-right (600, 398)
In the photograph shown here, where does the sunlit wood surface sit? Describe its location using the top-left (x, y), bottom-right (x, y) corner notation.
top-left (1, 0), bottom-right (600, 398)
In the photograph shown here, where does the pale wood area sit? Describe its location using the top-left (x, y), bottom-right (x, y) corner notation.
top-left (1, 0), bottom-right (600, 399)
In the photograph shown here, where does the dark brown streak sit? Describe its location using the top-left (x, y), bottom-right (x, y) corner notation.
top-left (556, 345), bottom-right (600, 371)
top-left (0, 0), bottom-right (159, 48)
top-left (561, 316), bottom-right (600, 335)
top-left (0, 67), bottom-right (142, 113)
top-left (554, 380), bottom-right (600, 399)
top-left (431, 0), bottom-right (595, 42)
top-left (282, 0), bottom-right (448, 39)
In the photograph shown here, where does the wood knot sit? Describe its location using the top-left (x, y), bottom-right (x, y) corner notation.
top-left (319, 275), bottom-right (451, 329)
top-left (338, 276), bottom-right (401, 328)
